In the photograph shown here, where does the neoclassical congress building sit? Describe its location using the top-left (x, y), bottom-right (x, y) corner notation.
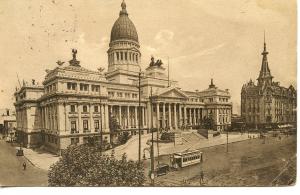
top-left (14, 1), bottom-right (232, 153)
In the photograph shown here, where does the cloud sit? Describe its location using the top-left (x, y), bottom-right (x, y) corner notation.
top-left (145, 45), bottom-right (157, 54)
top-left (99, 36), bottom-right (109, 48)
top-left (154, 29), bottom-right (174, 45)
top-left (172, 42), bottom-right (226, 61)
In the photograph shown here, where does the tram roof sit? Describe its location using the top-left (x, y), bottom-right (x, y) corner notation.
top-left (174, 150), bottom-right (202, 156)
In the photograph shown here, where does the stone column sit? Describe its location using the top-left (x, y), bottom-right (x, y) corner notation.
top-left (184, 106), bottom-right (187, 126)
top-left (168, 103), bottom-right (172, 130)
top-left (135, 106), bottom-right (138, 128)
top-left (101, 105), bottom-right (105, 131)
top-left (156, 103), bottom-right (160, 129)
top-left (189, 108), bottom-right (192, 125)
top-left (127, 106), bottom-right (130, 129)
top-left (118, 105), bottom-right (122, 128)
top-left (179, 104), bottom-right (182, 128)
top-left (110, 105), bottom-right (113, 116)
top-left (174, 103), bottom-right (177, 129)
top-left (142, 106), bottom-right (145, 127)
top-left (193, 108), bottom-right (197, 125)
top-left (65, 104), bottom-right (69, 132)
top-left (147, 102), bottom-right (151, 129)
top-left (104, 104), bottom-right (109, 132)
top-left (78, 104), bottom-right (82, 133)
top-left (89, 104), bottom-right (94, 132)
top-left (197, 108), bottom-right (200, 125)
top-left (162, 103), bottom-right (166, 128)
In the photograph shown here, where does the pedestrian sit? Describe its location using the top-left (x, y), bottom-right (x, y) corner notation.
top-left (200, 170), bottom-right (204, 184)
top-left (22, 162), bottom-right (26, 170)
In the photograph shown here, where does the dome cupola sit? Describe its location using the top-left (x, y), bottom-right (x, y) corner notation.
top-left (106, 1), bottom-right (142, 84)
top-left (110, 0), bottom-right (139, 43)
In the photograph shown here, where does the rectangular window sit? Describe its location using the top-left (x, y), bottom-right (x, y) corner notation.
top-left (83, 120), bottom-right (89, 131)
top-left (70, 105), bottom-right (76, 112)
top-left (92, 85), bottom-right (100, 92)
top-left (71, 137), bottom-right (79, 145)
top-left (72, 83), bottom-right (76, 90)
top-left (83, 105), bottom-right (88, 113)
top-left (94, 106), bottom-right (99, 113)
top-left (83, 137), bottom-right (89, 144)
top-left (95, 120), bottom-right (100, 132)
top-left (71, 121), bottom-right (77, 133)
top-left (67, 83), bottom-right (72, 90)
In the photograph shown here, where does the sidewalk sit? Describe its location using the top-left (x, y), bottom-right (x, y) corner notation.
top-left (155, 133), bottom-right (259, 157)
top-left (16, 146), bottom-right (60, 171)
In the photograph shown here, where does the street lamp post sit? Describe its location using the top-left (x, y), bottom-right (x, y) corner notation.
top-left (99, 96), bottom-right (103, 155)
top-left (150, 87), bottom-right (155, 186)
top-left (138, 70), bottom-right (142, 163)
top-left (226, 129), bottom-right (229, 153)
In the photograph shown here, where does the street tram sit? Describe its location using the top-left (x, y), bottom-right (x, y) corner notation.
top-left (170, 149), bottom-right (203, 168)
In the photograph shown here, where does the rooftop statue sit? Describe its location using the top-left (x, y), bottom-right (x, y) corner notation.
top-left (149, 56), bottom-right (155, 66)
top-left (149, 56), bottom-right (163, 67)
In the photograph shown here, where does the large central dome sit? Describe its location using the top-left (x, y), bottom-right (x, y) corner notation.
top-left (110, 1), bottom-right (139, 43)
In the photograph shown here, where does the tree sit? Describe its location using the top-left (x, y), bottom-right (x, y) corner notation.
top-left (109, 115), bottom-right (121, 145)
top-left (203, 116), bottom-right (214, 129)
top-left (48, 144), bottom-right (145, 186)
top-left (118, 131), bottom-right (131, 144)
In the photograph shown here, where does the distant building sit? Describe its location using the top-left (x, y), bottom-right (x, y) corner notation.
top-left (230, 114), bottom-right (245, 131)
top-left (241, 38), bottom-right (296, 128)
top-left (14, 1), bottom-right (232, 154)
top-left (0, 108), bottom-right (16, 136)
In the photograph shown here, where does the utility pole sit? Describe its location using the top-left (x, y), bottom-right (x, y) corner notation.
top-left (138, 70), bottom-right (142, 163)
top-left (150, 87), bottom-right (155, 186)
top-left (167, 56), bottom-right (170, 87)
top-left (100, 95), bottom-right (103, 155)
top-left (226, 128), bottom-right (228, 153)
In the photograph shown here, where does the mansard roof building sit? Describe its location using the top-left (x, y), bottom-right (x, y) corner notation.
top-left (14, 1), bottom-right (232, 153)
top-left (241, 38), bottom-right (296, 128)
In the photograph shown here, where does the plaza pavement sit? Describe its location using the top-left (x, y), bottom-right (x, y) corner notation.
top-left (17, 131), bottom-right (258, 171)
top-left (110, 131), bottom-right (259, 161)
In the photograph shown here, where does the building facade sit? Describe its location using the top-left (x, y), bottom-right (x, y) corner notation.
top-left (241, 38), bottom-right (296, 128)
top-left (14, 1), bottom-right (232, 154)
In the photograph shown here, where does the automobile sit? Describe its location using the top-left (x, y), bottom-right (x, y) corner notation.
top-left (155, 163), bottom-right (170, 176)
top-left (16, 149), bottom-right (24, 156)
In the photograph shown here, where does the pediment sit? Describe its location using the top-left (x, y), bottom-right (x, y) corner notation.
top-left (158, 88), bottom-right (188, 99)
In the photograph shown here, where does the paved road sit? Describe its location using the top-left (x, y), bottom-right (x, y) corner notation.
top-left (148, 134), bottom-right (296, 186)
top-left (0, 139), bottom-right (48, 186)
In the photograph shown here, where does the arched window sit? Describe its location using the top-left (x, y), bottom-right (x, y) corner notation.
top-left (135, 54), bottom-right (138, 63)
top-left (116, 52), bottom-right (119, 61)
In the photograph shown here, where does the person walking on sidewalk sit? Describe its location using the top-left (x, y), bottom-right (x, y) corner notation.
top-left (22, 162), bottom-right (26, 170)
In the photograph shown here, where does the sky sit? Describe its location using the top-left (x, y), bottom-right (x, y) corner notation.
top-left (0, 0), bottom-right (297, 114)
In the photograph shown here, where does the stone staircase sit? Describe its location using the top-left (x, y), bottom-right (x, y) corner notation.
top-left (181, 131), bottom-right (206, 143)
